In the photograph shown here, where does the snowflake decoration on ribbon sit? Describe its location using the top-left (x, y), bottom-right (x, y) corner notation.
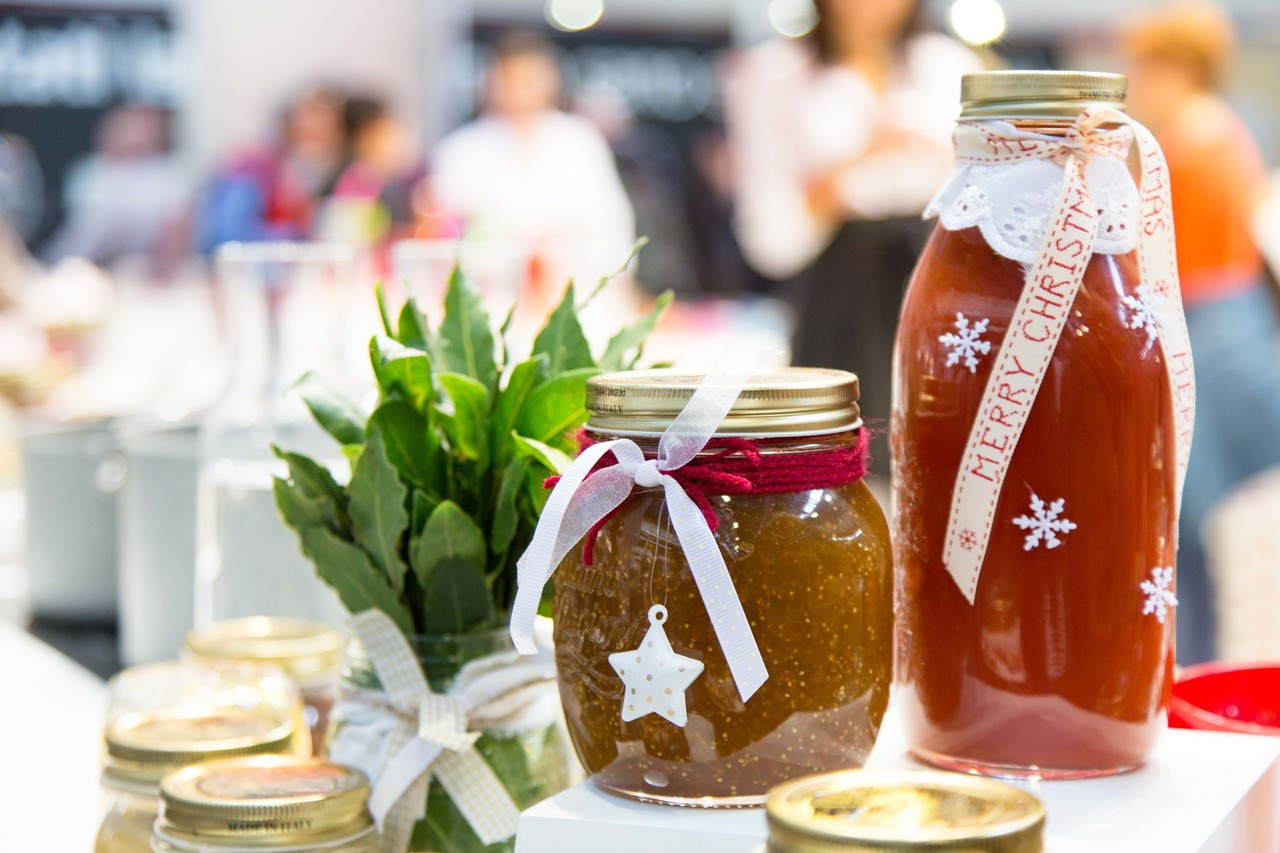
top-left (1140, 567), bottom-right (1178, 624)
top-left (959, 528), bottom-right (978, 551)
top-left (1121, 284), bottom-right (1167, 354)
top-left (939, 313), bottom-right (993, 373)
top-left (1012, 493), bottom-right (1077, 551)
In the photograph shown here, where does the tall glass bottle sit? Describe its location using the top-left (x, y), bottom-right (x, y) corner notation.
top-left (195, 241), bottom-right (361, 627)
top-left (892, 72), bottom-right (1190, 778)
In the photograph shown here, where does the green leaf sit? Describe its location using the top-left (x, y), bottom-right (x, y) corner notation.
top-left (530, 282), bottom-right (595, 377)
top-left (367, 400), bottom-right (446, 497)
top-left (516, 367), bottom-right (599, 450)
top-left (272, 477), bottom-right (336, 533)
top-left (369, 335), bottom-right (433, 413)
top-left (578, 236), bottom-right (648, 309)
top-left (422, 556), bottom-right (494, 634)
top-left (410, 500), bottom-right (487, 588)
top-left (600, 290), bottom-right (673, 370)
top-left (490, 357), bottom-right (544, 466)
top-left (523, 462), bottom-right (552, 518)
top-left (497, 303), bottom-right (517, 371)
top-left (511, 434), bottom-right (574, 475)
top-left (347, 431), bottom-right (410, 592)
top-left (375, 281), bottom-right (394, 336)
top-left (272, 447), bottom-right (345, 505)
top-left (300, 527), bottom-right (413, 634)
top-left (438, 266), bottom-right (497, 390)
top-left (490, 457), bottom-right (530, 555)
top-left (437, 372), bottom-right (490, 467)
top-left (293, 372), bottom-right (366, 446)
top-left (397, 298), bottom-right (432, 351)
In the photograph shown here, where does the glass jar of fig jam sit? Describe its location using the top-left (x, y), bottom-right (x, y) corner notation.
top-left (552, 368), bottom-right (893, 805)
top-left (893, 71), bottom-right (1192, 778)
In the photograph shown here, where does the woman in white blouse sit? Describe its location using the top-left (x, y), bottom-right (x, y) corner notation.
top-left (726, 0), bottom-right (980, 472)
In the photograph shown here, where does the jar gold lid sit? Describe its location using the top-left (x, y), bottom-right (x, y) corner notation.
top-left (103, 706), bottom-right (296, 789)
top-left (766, 770), bottom-right (1046, 852)
top-left (586, 368), bottom-right (861, 437)
top-left (156, 755), bottom-right (373, 849)
top-left (960, 70), bottom-right (1126, 119)
top-left (184, 617), bottom-right (345, 686)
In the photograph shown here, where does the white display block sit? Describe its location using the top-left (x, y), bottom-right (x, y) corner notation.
top-left (517, 707), bottom-right (1280, 853)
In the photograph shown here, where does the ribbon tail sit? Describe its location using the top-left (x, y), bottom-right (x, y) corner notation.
top-left (375, 770), bottom-right (429, 853)
top-left (433, 750), bottom-right (522, 845)
top-left (368, 736), bottom-right (444, 828)
top-left (662, 477), bottom-right (768, 701)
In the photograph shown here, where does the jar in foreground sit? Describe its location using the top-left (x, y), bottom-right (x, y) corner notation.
top-left (329, 628), bottom-right (574, 853)
top-left (152, 755), bottom-right (373, 852)
top-left (554, 368), bottom-right (893, 806)
top-left (96, 706), bottom-right (296, 853)
top-left (893, 71), bottom-right (1186, 778)
top-left (184, 617), bottom-right (344, 754)
top-left (765, 769), bottom-right (1045, 852)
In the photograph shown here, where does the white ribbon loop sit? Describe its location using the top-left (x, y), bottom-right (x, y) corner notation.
top-left (348, 610), bottom-right (520, 852)
top-left (939, 108), bottom-right (1195, 603)
top-left (511, 359), bottom-right (770, 703)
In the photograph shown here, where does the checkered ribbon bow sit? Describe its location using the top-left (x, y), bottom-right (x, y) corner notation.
top-left (349, 609), bottom-right (521, 852)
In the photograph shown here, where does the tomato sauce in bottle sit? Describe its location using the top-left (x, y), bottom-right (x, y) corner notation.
top-left (892, 71), bottom-right (1187, 778)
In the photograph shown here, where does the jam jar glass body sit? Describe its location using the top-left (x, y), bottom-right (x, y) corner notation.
top-left (554, 428), bottom-right (893, 806)
top-left (892, 72), bottom-right (1179, 779)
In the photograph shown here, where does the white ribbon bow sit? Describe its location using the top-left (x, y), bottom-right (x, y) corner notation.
top-left (348, 609), bottom-right (522, 852)
top-left (510, 361), bottom-right (770, 703)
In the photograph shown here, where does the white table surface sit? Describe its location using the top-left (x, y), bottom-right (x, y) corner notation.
top-left (518, 699), bottom-right (1280, 853)
top-left (0, 617), bottom-right (107, 851)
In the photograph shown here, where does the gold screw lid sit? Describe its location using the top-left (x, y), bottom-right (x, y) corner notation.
top-left (960, 70), bottom-right (1126, 119)
top-left (765, 770), bottom-right (1046, 852)
top-left (103, 706), bottom-right (297, 791)
top-left (155, 755), bottom-right (373, 849)
top-left (586, 367), bottom-right (861, 437)
top-left (184, 617), bottom-right (345, 686)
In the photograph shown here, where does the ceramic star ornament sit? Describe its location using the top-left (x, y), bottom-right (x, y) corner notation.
top-left (608, 605), bottom-right (704, 727)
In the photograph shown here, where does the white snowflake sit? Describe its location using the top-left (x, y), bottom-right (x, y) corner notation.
top-left (1140, 567), bottom-right (1178, 624)
top-left (939, 313), bottom-right (993, 373)
top-left (1121, 285), bottom-right (1167, 354)
top-left (1012, 493), bottom-right (1077, 551)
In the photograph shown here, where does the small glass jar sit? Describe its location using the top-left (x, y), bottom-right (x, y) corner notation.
top-left (554, 368), bottom-right (893, 806)
top-left (764, 770), bottom-right (1045, 852)
top-left (96, 706), bottom-right (297, 853)
top-left (330, 628), bottom-right (574, 853)
top-left (105, 659), bottom-right (307, 755)
top-left (184, 617), bottom-right (345, 754)
top-left (151, 755), bottom-right (374, 853)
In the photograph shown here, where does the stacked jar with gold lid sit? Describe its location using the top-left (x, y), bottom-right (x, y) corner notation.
top-left (151, 755), bottom-right (374, 853)
top-left (95, 707), bottom-right (297, 853)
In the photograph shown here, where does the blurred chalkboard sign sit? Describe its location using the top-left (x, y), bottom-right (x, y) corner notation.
top-left (0, 5), bottom-right (176, 249)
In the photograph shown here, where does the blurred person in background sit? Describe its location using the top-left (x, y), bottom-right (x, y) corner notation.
top-left (725, 0), bottom-right (980, 474)
top-left (42, 104), bottom-right (186, 268)
top-left (317, 95), bottom-right (422, 246)
top-left (432, 32), bottom-right (635, 312)
top-left (1124, 1), bottom-right (1280, 664)
top-left (198, 85), bottom-right (347, 250)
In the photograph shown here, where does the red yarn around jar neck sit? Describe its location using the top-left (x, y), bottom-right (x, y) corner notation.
top-left (546, 428), bottom-right (870, 566)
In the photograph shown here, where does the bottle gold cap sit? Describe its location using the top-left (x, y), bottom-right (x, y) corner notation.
top-left (103, 706), bottom-right (296, 790)
top-left (766, 769), bottom-right (1046, 852)
top-left (184, 617), bottom-right (345, 686)
top-left (156, 755), bottom-right (373, 849)
top-left (586, 367), bottom-right (861, 437)
top-left (960, 70), bottom-right (1127, 119)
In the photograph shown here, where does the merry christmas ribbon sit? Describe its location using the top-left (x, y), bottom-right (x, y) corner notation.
top-left (510, 361), bottom-right (770, 703)
top-left (344, 609), bottom-right (523, 852)
top-left (941, 110), bottom-right (1195, 603)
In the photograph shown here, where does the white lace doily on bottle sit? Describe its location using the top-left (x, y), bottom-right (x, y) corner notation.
top-left (926, 152), bottom-right (1140, 265)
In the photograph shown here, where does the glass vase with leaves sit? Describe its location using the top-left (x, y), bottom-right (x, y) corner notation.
top-left (272, 255), bottom-right (670, 852)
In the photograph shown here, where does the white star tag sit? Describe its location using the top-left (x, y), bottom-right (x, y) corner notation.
top-left (608, 605), bottom-right (704, 727)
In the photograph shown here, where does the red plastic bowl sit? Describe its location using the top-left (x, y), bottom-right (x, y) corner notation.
top-left (1169, 662), bottom-right (1280, 735)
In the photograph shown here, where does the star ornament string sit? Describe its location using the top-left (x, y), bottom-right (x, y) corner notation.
top-left (509, 361), bottom-right (771, 708)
